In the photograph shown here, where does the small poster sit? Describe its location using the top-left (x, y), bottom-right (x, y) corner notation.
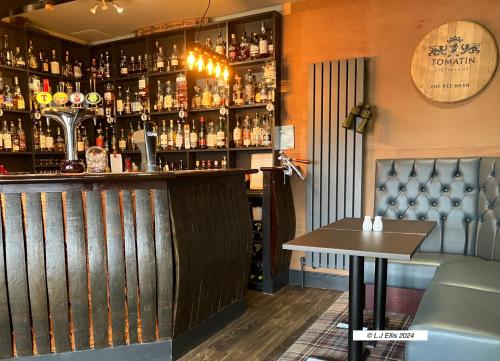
top-left (250, 153), bottom-right (273, 190)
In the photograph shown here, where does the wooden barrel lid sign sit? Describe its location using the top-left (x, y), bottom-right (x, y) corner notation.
top-left (411, 21), bottom-right (498, 103)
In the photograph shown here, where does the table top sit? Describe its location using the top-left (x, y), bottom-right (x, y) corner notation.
top-left (283, 218), bottom-right (437, 260)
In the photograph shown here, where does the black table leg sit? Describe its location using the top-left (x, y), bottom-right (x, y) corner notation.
top-left (349, 255), bottom-right (368, 361)
top-left (373, 258), bottom-right (388, 330)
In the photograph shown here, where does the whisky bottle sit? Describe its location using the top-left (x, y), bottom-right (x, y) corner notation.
top-left (183, 120), bottom-right (190, 150)
top-left (201, 80), bottom-right (212, 109)
top-left (212, 83), bottom-right (222, 107)
top-left (233, 116), bottom-right (242, 147)
top-left (40, 52), bottom-right (49, 73)
top-left (216, 116), bottom-right (225, 148)
top-left (268, 31), bottom-right (274, 56)
top-left (152, 41), bottom-right (160, 72)
top-left (261, 115), bottom-right (272, 146)
top-left (45, 121), bottom-right (54, 151)
top-left (175, 120), bottom-right (183, 149)
top-left (17, 119), bottom-right (25, 151)
top-left (137, 55), bottom-right (144, 73)
top-left (62, 51), bottom-right (73, 78)
top-left (77, 128), bottom-right (85, 152)
top-left (233, 75), bottom-right (244, 106)
top-left (56, 127), bottom-right (64, 151)
top-left (175, 72), bottom-right (187, 109)
top-left (33, 121), bottom-right (41, 151)
top-left (155, 80), bottom-right (164, 111)
top-left (199, 116), bottom-right (207, 149)
top-left (157, 46), bottom-right (165, 72)
top-left (4, 85), bottom-right (13, 110)
top-left (167, 119), bottom-right (175, 149)
top-left (192, 85), bottom-right (202, 109)
top-left (116, 86), bottom-right (124, 115)
top-left (11, 121), bottom-right (19, 152)
top-left (28, 41), bottom-right (38, 70)
top-left (249, 32), bottom-right (260, 60)
top-left (133, 92), bottom-right (143, 113)
top-left (160, 119), bottom-right (168, 150)
top-left (123, 88), bottom-right (132, 114)
top-left (74, 56), bottom-right (82, 79)
top-left (13, 77), bottom-right (25, 110)
top-left (164, 80), bottom-right (173, 111)
top-left (0, 76), bottom-right (4, 110)
top-left (50, 50), bottom-right (60, 75)
top-left (128, 56), bottom-right (136, 74)
top-left (118, 128), bottom-right (127, 152)
top-left (127, 122), bottom-right (135, 150)
top-left (259, 22), bottom-right (269, 58)
top-left (189, 119), bottom-right (198, 149)
top-left (251, 112), bottom-right (262, 147)
top-left (239, 32), bottom-right (249, 61)
top-left (215, 31), bottom-right (226, 56)
top-left (14, 47), bottom-right (25, 68)
top-left (221, 156), bottom-right (227, 170)
top-left (242, 115), bottom-right (251, 147)
top-left (104, 82), bottom-right (113, 108)
top-left (90, 58), bottom-right (98, 78)
top-left (228, 33), bottom-right (239, 62)
top-left (206, 119), bottom-right (217, 149)
top-left (1, 35), bottom-right (12, 67)
top-left (170, 44), bottom-right (179, 70)
top-left (244, 69), bottom-right (255, 104)
top-left (97, 53), bottom-right (104, 79)
top-left (40, 120), bottom-right (47, 151)
top-left (104, 51), bottom-right (111, 78)
top-left (120, 50), bottom-right (128, 76)
top-left (138, 74), bottom-right (148, 101)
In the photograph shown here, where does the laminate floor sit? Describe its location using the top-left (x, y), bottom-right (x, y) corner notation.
top-left (180, 286), bottom-right (342, 361)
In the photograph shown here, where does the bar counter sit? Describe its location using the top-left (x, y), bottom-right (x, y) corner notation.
top-left (0, 169), bottom-right (256, 361)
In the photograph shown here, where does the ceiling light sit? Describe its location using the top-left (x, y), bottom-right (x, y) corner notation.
top-left (89, 2), bottom-right (98, 14)
top-left (100, 0), bottom-right (108, 10)
top-left (113, 1), bottom-right (123, 14)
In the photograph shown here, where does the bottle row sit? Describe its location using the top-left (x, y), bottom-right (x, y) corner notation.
top-left (0, 74), bottom-right (26, 111)
top-left (0, 118), bottom-right (27, 152)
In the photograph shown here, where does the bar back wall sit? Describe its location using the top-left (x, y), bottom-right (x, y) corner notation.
top-left (281, 0), bottom-right (500, 237)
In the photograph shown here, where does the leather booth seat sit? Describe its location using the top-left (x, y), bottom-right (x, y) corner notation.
top-left (372, 158), bottom-right (500, 361)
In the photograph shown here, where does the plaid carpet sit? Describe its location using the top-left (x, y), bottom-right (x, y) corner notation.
top-left (279, 292), bottom-right (413, 361)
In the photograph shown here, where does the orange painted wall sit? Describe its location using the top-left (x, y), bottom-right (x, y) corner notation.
top-left (281, 0), bottom-right (500, 237)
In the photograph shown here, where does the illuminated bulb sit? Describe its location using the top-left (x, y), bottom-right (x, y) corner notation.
top-left (187, 51), bottom-right (195, 70)
top-left (113, 1), bottom-right (124, 14)
top-left (223, 66), bottom-right (229, 81)
top-left (215, 62), bottom-right (222, 78)
top-left (90, 3), bottom-right (98, 14)
top-left (206, 58), bottom-right (214, 76)
top-left (196, 55), bottom-right (205, 72)
top-left (101, 0), bottom-right (108, 10)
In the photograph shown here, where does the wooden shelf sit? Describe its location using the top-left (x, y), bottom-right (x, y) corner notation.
top-left (229, 103), bottom-right (268, 110)
top-left (34, 164), bottom-right (60, 168)
top-left (150, 110), bottom-right (180, 116)
top-left (247, 190), bottom-right (263, 197)
top-left (230, 57), bottom-right (274, 67)
top-left (34, 151), bottom-right (65, 155)
top-left (116, 114), bottom-right (143, 119)
top-left (0, 64), bottom-right (27, 73)
top-left (148, 69), bottom-right (185, 77)
top-left (229, 146), bottom-right (273, 151)
top-left (2, 109), bottom-right (30, 114)
top-left (188, 107), bottom-right (222, 113)
top-left (27, 70), bottom-right (61, 79)
top-left (114, 73), bottom-right (145, 82)
top-left (0, 151), bottom-right (33, 156)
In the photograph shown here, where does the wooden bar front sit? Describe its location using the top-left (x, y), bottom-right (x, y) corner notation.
top-left (0, 169), bottom-right (254, 361)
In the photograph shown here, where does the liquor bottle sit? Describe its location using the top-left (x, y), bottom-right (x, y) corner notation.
top-left (268, 31), bottom-right (274, 56)
top-left (239, 32), bottom-right (249, 61)
top-left (201, 80), bottom-right (212, 109)
top-left (191, 86), bottom-right (201, 109)
top-left (40, 120), bottom-right (47, 151)
top-left (4, 85), bottom-right (13, 110)
top-left (104, 51), bottom-right (111, 78)
top-left (215, 31), bottom-right (226, 55)
top-left (127, 122), bottom-right (135, 150)
top-left (90, 58), bottom-right (98, 78)
top-left (175, 72), bottom-right (187, 109)
top-left (77, 128), bottom-right (85, 152)
top-left (33, 121), bottom-right (41, 152)
top-left (170, 44), bottom-right (179, 70)
top-left (124, 87), bottom-right (132, 114)
top-left (205, 38), bottom-right (213, 50)
top-left (40, 52), bottom-right (49, 73)
top-left (56, 127), bottom-right (64, 151)
top-left (138, 74), bottom-right (148, 101)
top-left (83, 127), bottom-right (90, 150)
top-left (216, 116), bottom-right (225, 148)
top-left (14, 47), bottom-right (25, 68)
top-left (259, 22), bottom-right (269, 58)
top-left (97, 53), bottom-right (104, 79)
top-left (156, 46), bottom-right (165, 72)
top-left (13, 77), bottom-right (25, 110)
top-left (251, 113), bottom-right (262, 146)
top-left (28, 41), bottom-right (38, 70)
top-left (221, 156), bottom-right (227, 169)
top-left (175, 120), bottom-right (183, 149)
top-left (1, 35), bottom-right (12, 67)
top-left (189, 119), bottom-right (198, 149)
top-left (154, 80), bottom-right (163, 112)
top-left (249, 32), bottom-right (260, 60)
top-left (228, 33), bottom-right (239, 62)
top-left (206, 119), bottom-right (217, 149)
top-left (137, 55), bottom-right (144, 73)
top-left (258, 81), bottom-right (268, 104)
top-left (119, 50), bottom-right (128, 77)
top-left (199, 116), bottom-right (207, 149)
top-left (167, 119), bottom-right (175, 149)
top-left (133, 92), bottom-right (143, 113)
top-left (233, 116), bottom-right (242, 147)
top-left (96, 125), bottom-right (104, 147)
top-left (116, 86), bottom-right (124, 115)
top-left (73, 56), bottom-right (82, 79)
top-left (164, 80), bottom-right (173, 111)
top-left (244, 69), bottom-right (255, 104)
top-left (10, 121), bottom-right (19, 152)
top-left (109, 126), bottom-right (117, 151)
top-left (261, 114), bottom-right (272, 146)
top-left (183, 121), bottom-right (191, 150)
top-left (45, 121), bottom-right (54, 151)
top-left (0, 76), bottom-right (4, 110)
top-left (104, 82), bottom-right (113, 108)
top-left (62, 51), bottom-right (73, 78)
top-left (160, 119), bottom-right (168, 150)
top-left (50, 50), bottom-right (60, 75)
top-left (152, 41), bottom-right (160, 72)
top-left (242, 115), bottom-right (251, 147)
top-left (128, 56), bottom-right (136, 74)
top-left (212, 83), bottom-right (222, 107)
top-left (142, 54), bottom-right (148, 73)
top-left (233, 75), bottom-right (244, 106)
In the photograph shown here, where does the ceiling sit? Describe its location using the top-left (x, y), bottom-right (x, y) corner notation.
top-left (8, 0), bottom-right (286, 43)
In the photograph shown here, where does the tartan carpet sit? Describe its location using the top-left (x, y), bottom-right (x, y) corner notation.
top-left (279, 292), bottom-right (413, 361)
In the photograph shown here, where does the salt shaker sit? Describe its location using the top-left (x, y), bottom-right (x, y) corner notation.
top-left (362, 216), bottom-right (373, 231)
top-left (373, 216), bottom-right (383, 232)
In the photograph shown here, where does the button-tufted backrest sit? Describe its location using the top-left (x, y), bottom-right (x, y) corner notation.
top-left (476, 158), bottom-right (500, 261)
top-left (374, 158), bottom-right (480, 255)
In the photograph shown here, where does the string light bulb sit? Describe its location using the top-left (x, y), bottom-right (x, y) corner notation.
top-left (223, 66), bottom-right (229, 81)
top-left (206, 58), bottom-right (214, 76)
top-left (187, 51), bottom-right (196, 70)
top-left (196, 55), bottom-right (205, 72)
top-left (215, 63), bottom-right (222, 78)
top-left (90, 3), bottom-right (98, 14)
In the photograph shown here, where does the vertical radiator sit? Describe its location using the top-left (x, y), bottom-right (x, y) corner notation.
top-left (306, 58), bottom-right (366, 270)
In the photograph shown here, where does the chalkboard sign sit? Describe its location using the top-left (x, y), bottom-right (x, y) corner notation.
top-left (411, 21), bottom-right (498, 103)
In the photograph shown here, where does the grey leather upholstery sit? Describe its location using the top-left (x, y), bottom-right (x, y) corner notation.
top-left (432, 260), bottom-right (500, 293)
top-left (364, 253), bottom-right (481, 290)
top-left (406, 284), bottom-right (500, 361)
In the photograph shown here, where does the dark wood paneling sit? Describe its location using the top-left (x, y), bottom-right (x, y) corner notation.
top-left (0, 197), bottom-right (12, 359)
top-left (135, 190), bottom-right (157, 343)
top-left (44, 192), bottom-right (71, 352)
top-left (24, 193), bottom-right (50, 355)
top-left (65, 191), bottom-right (90, 350)
top-left (104, 190), bottom-right (126, 346)
top-left (85, 191), bottom-right (109, 349)
top-left (306, 58), bottom-right (365, 270)
top-left (153, 190), bottom-right (173, 340)
top-left (4, 194), bottom-right (32, 356)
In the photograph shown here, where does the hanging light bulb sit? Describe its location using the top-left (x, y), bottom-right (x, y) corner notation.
top-left (215, 62), bottom-right (222, 78)
top-left (223, 66), bottom-right (229, 81)
top-left (206, 58), bottom-right (214, 76)
top-left (187, 51), bottom-right (195, 70)
top-left (196, 55), bottom-right (205, 72)
top-left (101, 0), bottom-right (108, 10)
top-left (90, 2), bottom-right (98, 14)
top-left (113, 1), bottom-right (124, 14)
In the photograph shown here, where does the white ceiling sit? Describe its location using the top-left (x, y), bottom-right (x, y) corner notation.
top-left (14, 0), bottom-right (286, 43)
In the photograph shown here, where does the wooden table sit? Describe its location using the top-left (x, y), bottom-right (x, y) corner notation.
top-left (283, 218), bottom-right (436, 361)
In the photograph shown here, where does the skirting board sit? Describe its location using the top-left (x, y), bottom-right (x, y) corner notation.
top-left (289, 269), bottom-right (349, 291)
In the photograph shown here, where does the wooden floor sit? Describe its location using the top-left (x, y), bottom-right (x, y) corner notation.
top-left (180, 286), bottom-right (342, 361)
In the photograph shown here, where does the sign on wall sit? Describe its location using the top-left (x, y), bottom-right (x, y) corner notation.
top-left (411, 21), bottom-right (498, 103)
